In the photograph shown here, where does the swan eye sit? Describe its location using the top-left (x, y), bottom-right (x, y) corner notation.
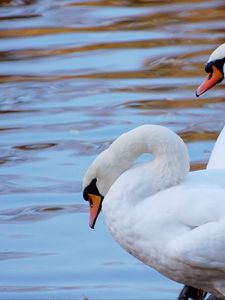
top-left (205, 62), bottom-right (213, 74)
top-left (83, 178), bottom-right (98, 201)
top-left (214, 58), bottom-right (225, 74)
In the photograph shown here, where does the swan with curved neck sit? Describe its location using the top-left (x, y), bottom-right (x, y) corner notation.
top-left (83, 125), bottom-right (189, 227)
top-left (83, 124), bottom-right (225, 298)
top-left (196, 43), bottom-right (225, 97)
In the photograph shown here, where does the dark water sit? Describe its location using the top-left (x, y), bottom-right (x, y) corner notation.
top-left (0, 0), bottom-right (225, 299)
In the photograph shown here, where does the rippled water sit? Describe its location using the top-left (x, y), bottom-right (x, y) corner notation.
top-left (0, 0), bottom-right (225, 299)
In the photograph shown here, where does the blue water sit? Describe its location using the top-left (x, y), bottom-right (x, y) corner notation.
top-left (0, 0), bottom-right (225, 299)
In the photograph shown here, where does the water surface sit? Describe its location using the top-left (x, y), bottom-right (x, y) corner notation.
top-left (0, 0), bottom-right (225, 299)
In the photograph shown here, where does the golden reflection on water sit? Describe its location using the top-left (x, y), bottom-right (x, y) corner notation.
top-left (0, 1), bottom-right (225, 163)
top-left (0, 1), bottom-right (225, 160)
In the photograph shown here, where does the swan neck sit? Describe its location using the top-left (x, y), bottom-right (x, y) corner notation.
top-left (105, 125), bottom-right (189, 194)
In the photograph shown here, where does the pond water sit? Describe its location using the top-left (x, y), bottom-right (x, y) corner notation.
top-left (0, 0), bottom-right (225, 299)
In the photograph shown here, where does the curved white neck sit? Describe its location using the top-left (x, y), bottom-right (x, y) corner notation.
top-left (89, 125), bottom-right (190, 197)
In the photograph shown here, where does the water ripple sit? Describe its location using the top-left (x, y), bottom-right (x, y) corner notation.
top-left (0, 204), bottom-right (87, 224)
top-left (0, 0), bottom-right (225, 298)
top-left (0, 251), bottom-right (54, 261)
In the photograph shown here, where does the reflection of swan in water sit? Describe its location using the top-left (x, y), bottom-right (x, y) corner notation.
top-left (196, 43), bottom-right (225, 97)
top-left (83, 122), bottom-right (225, 299)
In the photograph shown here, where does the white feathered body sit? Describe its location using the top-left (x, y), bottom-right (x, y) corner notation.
top-left (103, 169), bottom-right (225, 297)
top-left (84, 125), bottom-right (225, 298)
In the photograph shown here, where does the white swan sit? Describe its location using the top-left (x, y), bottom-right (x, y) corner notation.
top-left (83, 124), bottom-right (225, 299)
top-left (196, 43), bottom-right (225, 97)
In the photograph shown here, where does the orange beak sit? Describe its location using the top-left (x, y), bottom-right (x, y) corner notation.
top-left (88, 193), bottom-right (102, 229)
top-left (196, 65), bottom-right (223, 97)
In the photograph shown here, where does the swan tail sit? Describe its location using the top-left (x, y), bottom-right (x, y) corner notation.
top-left (207, 126), bottom-right (225, 170)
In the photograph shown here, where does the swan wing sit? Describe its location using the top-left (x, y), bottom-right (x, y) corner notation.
top-left (142, 170), bottom-right (225, 269)
top-left (166, 185), bottom-right (225, 270)
top-left (169, 217), bottom-right (225, 270)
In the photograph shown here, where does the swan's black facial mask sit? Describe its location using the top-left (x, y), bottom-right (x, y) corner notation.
top-left (83, 178), bottom-right (104, 229)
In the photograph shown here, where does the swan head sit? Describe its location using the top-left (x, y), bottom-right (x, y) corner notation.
top-left (196, 43), bottom-right (225, 97)
top-left (83, 148), bottom-right (119, 229)
top-left (83, 177), bottom-right (104, 229)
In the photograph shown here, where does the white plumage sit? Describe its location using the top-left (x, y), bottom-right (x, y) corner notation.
top-left (208, 43), bottom-right (225, 65)
top-left (83, 124), bottom-right (225, 298)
